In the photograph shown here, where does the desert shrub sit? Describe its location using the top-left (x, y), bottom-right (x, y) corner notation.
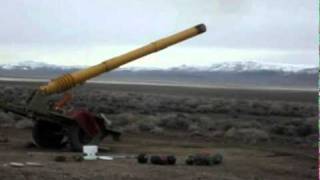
top-left (270, 124), bottom-right (296, 136)
top-left (150, 127), bottom-right (163, 134)
top-left (94, 105), bottom-right (115, 114)
top-left (295, 123), bottom-right (313, 137)
top-left (210, 130), bottom-right (225, 138)
top-left (269, 103), bottom-right (284, 116)
top-left (110, 113), bottom-right (137, 126)
top-left (248, 101), bottom-right (271, 116)
top-left (260, 101), bottom-right (317, 117)
top-left (112, 117), bottom-right (130, 127)
top-left (166, 101), bottom-right (186, 112)
top-left (211, 119), bottom-right (235, 132)
top-left (144, 95), bottom-right (161, 108)
top-left (234, 99), bottom-right (250, 107)
top-left (12, 114), bottom-right (23, 121)
top-left (184, 98), bottom-right (199, 109)
top-left (235, 121), bottom-right (262, 129)
top-left (188, 123), bottom-right (200, 132)
top-left (0, 111), bottom-right (14, 127)
top-left (157, 113), bottom-right (190, 130)
top-left (225, 128), bottom-right (270, 144)
top-left (196, 116), bottom-right (216, 131)
top-left (72, 101), bottom-right (88, 108)
top-left (208, 99), bottom-right (231, 114)
top-left (136, 116), bottom-right (158, 132)
top-left (276, 103), bottom-right (308, 117)
top-left (127, 98), bottom-right (144, 109)
top-left (286, 119), bottom-right (304, 126)
top-left (3, 87), bottom-right (14, 95)
top-left (164, 118), bottom-right (189, 130)
top-left (270, 124), bottom-right (286, 135)
top-left (304, 133), bottom-right (318, 145)
top-left (220, 123), bottom-right (233, 131)
top-left (15, 119), bottom-right (34, 129)
top-left (196, 104), bottom-right (213, 113)
top-left (229, 100), bottom-right (249, 115)
top-left (270, 117), bottom-right (316, 137)
top-left (228, 105), bottom-right (241, 118)
top-left (305, 117), bottom-right (317, 132)
top-left (138, 121), bottom-right (156, 132)
top-left (122, 124), bottom-right (139, 133)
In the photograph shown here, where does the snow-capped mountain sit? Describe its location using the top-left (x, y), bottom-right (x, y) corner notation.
top-left (0, 60), bottom-right (316, 73)
top-left (0, 60), bottom-right (82, 70)
top-left (0, 60), bottom-right (317, 88)
top-left (0, 60), bottom-right (161, 71)
top-left (121, 66), bottom-right (165, 71)
top-left (170, 61), bottom-right (314, 73)
top-left (208, 61), bottom-right (311, 72)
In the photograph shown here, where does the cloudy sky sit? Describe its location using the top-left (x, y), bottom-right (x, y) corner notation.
top-left (0, 0), bottom-right (318, 68)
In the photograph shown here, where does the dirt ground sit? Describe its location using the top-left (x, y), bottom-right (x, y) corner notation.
top-left (0, 81), bottom-right (318, 180)
top-left (0, 128), bottom-right (317, 180)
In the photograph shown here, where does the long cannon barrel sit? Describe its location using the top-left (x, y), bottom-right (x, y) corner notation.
top-left (39, 24), bottom-right (206, 95)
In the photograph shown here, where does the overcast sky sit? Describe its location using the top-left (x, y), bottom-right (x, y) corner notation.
top-left (0, 0), bottom-right (318, 68)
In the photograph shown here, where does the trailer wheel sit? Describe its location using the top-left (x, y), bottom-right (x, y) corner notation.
top-left (68, 125), bottom-right (95, 152)
top-left (32, 121), bottom-right (66, 149)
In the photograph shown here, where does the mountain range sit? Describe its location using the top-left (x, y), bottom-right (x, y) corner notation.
top-left (0, 60), bottom-right (317, 89)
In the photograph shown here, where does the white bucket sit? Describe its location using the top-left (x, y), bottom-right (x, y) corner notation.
top-left (83, 145), bottom-right (98, 160)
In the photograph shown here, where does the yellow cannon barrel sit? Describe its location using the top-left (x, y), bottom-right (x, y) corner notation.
top-left (39, 24), bottom-right (206, 95)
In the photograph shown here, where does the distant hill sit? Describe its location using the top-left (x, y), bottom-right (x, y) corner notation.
top-left (0, 60), bottom-right (317, 89)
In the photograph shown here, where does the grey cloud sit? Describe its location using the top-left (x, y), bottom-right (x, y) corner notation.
top-left (0, 0), bottom-right (317, 50)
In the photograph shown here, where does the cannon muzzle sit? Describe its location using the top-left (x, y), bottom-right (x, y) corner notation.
top-left (40, 24), bottom-right (206, 95)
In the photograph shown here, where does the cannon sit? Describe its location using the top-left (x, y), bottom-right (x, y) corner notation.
top-left (1, 24), bottom-right (206, 151)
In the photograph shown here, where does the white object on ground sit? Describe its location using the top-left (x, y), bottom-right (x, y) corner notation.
top-left (9, 162), bottom-right (24, 167)
top-left (83, 145), bottom-right (98, 160)
top-left (111, 155), bottom-right (136, 159)
top-left (98, 156), bottom-right (113, 160)
top-left (25, 162), bottom-right (43, 167)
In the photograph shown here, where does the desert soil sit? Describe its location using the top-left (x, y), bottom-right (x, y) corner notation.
top-left (0, 128), bottom-right (317, 180)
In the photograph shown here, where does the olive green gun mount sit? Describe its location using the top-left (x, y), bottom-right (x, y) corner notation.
top-left (1, 24), bottom-right (207, 151)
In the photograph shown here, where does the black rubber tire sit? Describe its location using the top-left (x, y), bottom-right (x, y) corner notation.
top-left (137, 153), bottom-right (148, 164)
top-left (32, 120), bottom-right (66, 149)
top-left (68, 125), bottom-right (95, 152)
